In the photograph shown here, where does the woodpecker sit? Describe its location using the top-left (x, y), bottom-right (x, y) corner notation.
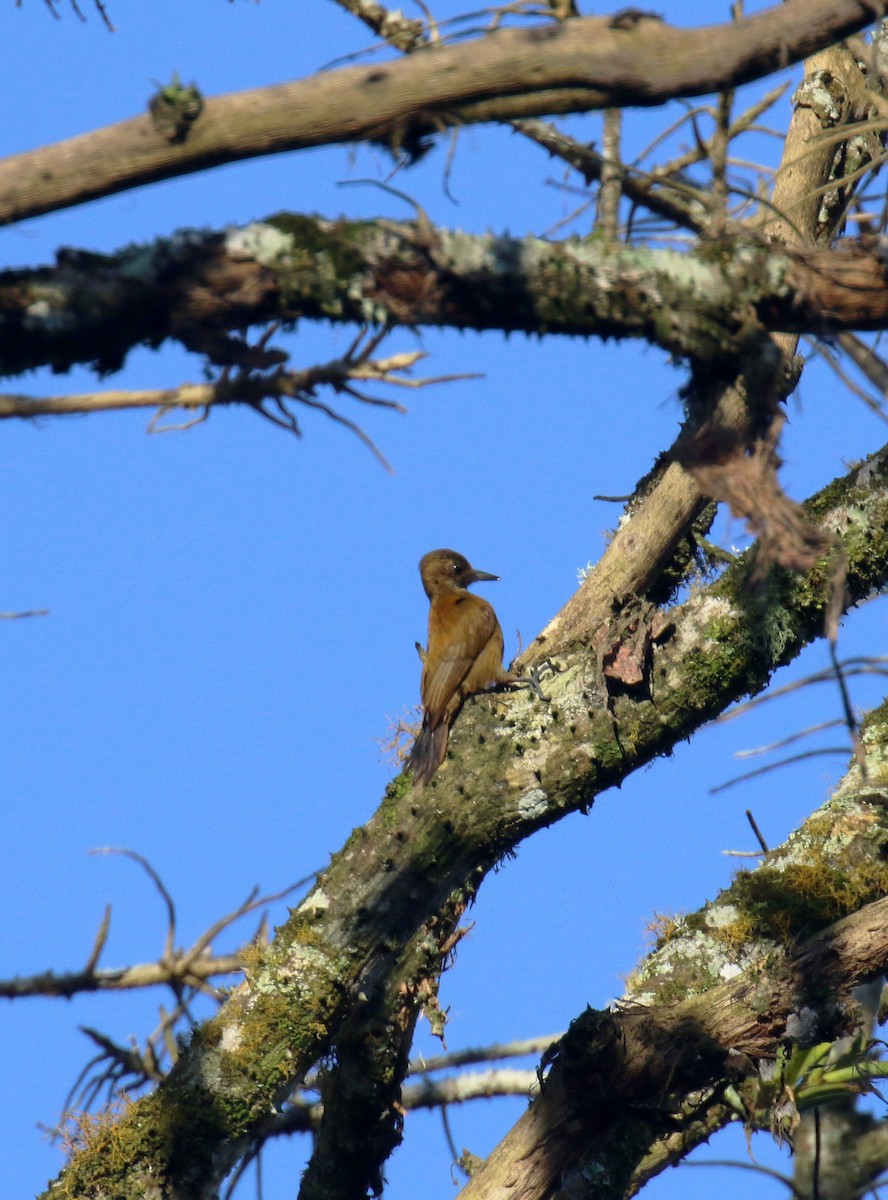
top-left (408, 549), bottom-right (517, 785)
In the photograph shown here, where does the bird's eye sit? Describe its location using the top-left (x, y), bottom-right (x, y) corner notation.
top-left (452, 561), bottom-right (461, 572)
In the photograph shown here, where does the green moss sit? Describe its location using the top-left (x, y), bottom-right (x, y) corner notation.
top-left (58, 1085), bottom-right (230, 1199)
top-left (719, 851), bottom-right (888, 945)
top-left (706, 908), bottom-right (761, 955)
top-left (265, 213), bottom-right (362, 269)
top-left (860, 696), bottom-right (888, 781)
top-left (265, 213), bottom-right (370, 317)
top-left (680, 639), bottom-right (751, 712)
top-left (384, 772), bottom-right (413, 803)
top-left (678, 910), bottom-right (708, 936)
top-left (627, 936), bottom-right (723, 1005)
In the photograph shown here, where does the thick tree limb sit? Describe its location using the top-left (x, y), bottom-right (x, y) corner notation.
top-left (460, 759), bottom-right (888, 1200)
top-left (458, 717), bottom-right (888, 1200)
top-left (7, 218), bottom-right (888, 384)
top-left (0, 1), bottom-right (881, 228)
top-left (42, 443), bottom-right (888, 1200)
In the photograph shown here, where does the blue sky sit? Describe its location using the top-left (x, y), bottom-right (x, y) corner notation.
top-left (3, 3), bottom-right (887, 1198)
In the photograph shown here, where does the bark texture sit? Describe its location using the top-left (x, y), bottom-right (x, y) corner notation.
top-left (0, 0), bottom-right (879, 227)
top-left (43, 446), bottom-right (888, 1200)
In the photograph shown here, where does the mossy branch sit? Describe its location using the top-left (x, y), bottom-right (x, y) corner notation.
top-left (42, 441), bottom-right (888, 1200)
top-left (461, 733), bottom-right (888, 1200)
top-left (6, 218), bottom-right (888, 387)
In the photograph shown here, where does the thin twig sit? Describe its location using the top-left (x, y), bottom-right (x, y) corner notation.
top-left (408, 1032), bottom-right (561, 1075)
top-left (83, 906), bottom-right (112, 974)
top-left (829, 640), bottom-right (868, 780)
top-left (710, 748), bottom-right (851, 795)
top-left (745, 809), bottom-right (770, 854)
top-left (811, 337), bottom-right (888, 426)
top-left (597, 108), bottom-right (623, 238)
top-left (715, 659), bottom-right (888, 722)
top-left (89, 848), bottom-right (178, 961)
top-left (708, 85), bottom-right (734, 238)
top-left (0, 332), bottom-right (467, 470)
top-left (682, 1158), bottom-right (805, 1199)
top-left (734, 718), bottom-right (846, 759)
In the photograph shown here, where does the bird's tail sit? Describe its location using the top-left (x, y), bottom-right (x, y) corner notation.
top-left (408, 714), bottom-right (449, 786)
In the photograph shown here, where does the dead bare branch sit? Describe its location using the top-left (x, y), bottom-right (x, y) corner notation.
top-left (89, 848), bottom-right (178, 961)
top-left (734, 717), bottom-right (846, 759)
top-left (812, 336), bottom-right (888, 426)
top-left (83, 906), bottom-right (112, 975)
top-left (409, 1033), bottom-right (563, 1075)
top-left (0, 863), bottom-right (311, 1001)
top-left (829, 639), bottom-right (868, 778)
top-left (0, 1), bottom-right (881, 227)
top-left (329, 0), bottom-right (427, 52)
top-left (0, 333), bottom-right (472, 469)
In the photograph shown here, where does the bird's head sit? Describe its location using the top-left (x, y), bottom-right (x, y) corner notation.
top-left (418, 549), bottom-right (499, 599)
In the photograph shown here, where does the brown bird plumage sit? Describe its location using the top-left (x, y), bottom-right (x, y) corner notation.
top-left (408, 549), bottom-right (516, 785)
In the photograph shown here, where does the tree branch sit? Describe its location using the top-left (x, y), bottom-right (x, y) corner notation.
top-left (7, 218), bottom-right (888, 385)
top-left (463, 898), bottom-right (888, 1200)
top-left (460, 720), bottom-right (888, 1200)
top-left (0, 0), bottom-right (881, 227)
top-left (42, 440), bottom-right (888, 1200)
top-left (521, 42), bottom-right (868, 664)
top-left (0, 955), bottom-right (243, 1000)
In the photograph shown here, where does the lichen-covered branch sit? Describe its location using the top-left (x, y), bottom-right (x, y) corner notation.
top-left (459, 720), bottom-right (888, 1200)
top-left (0, 0), bottom-right (879, 228)
top-left (8, 216), bottom-right (888, 386)
top-left (42, 443), bottom-right (888, 1200)
top-left (328, 0), bottom-right (426, 52)
top-left (297, 887), bottom-right (474, 1200)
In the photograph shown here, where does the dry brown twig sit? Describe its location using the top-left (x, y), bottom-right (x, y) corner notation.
top-left (0, 330), bottom-right (478, 472)
top-left (328, 0), bottom-right (427, 51)
top-left (710, 746), bottom-right (854, 795)
top-left (1, 849), bottom-right (311, 1002)
top-left (24, 852), bottom-right (317, 1139)
top-left (813, 335), bottom-right (888, 426)
top-left (714, 656), bottom-right (888, 723)
top-left (707, 653), bottom-right (886, 794)
top-left (37, 0), bottom-right (114, 30)
top-left (734, 717), bottom-right (847, 760)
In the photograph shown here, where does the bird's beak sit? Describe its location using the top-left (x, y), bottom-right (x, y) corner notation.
top-left (470, 568), bottom-right (500, 583)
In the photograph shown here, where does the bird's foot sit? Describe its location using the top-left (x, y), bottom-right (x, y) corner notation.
top-left (526, 657), bottom-right (559, 702)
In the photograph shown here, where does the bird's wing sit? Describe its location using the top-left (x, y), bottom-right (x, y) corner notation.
top-left (421, 595), bottom-right (498, 723)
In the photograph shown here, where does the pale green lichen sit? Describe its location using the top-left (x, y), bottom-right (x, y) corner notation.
top-left (793, 70), bottom-right (846, 125)
top-left (23, 296), bottom-right (76, 332)
top-left (225, 222), bottom-right (296, 268)
top-left (301, 887), bottom-right (331, 915)
top-left (518, 788), bottom-right (549, 819)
